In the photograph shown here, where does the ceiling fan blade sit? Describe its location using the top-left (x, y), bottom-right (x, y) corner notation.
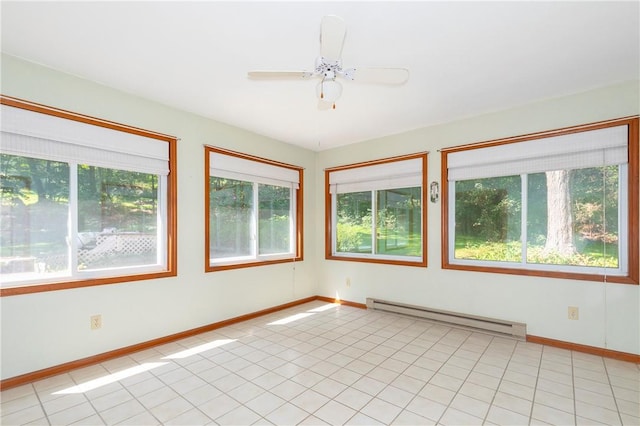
top-left (320, 15), bottom-right (346, 62)
top-left (248, 71), bottom-right (312, 80)
top-left (349, 67), bottom-right (410, 85)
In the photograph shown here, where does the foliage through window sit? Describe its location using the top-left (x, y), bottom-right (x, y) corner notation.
top-left (442, 118), bottom-right (638, 283)
top-left (0, 97), bottom-right (177, 295)
top-left (326, 153), bottom-right (427, 266)
top-left (205, 147), bottom-right (302, 270)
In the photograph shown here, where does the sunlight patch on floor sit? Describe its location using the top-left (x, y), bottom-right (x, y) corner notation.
top-left (163, 339), bottom-right (236, 360)
top-left (267, 302), bottom-right (340, 325)
top-left (267, 312), bottom-right (314, 325)
top-left (53, 362), bottom-right (167, 394)
top-left (307, 303), bottom-right (339, 313)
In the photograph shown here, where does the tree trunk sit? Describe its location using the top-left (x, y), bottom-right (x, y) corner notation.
top-left (544, 170), bottom-right (575, 256)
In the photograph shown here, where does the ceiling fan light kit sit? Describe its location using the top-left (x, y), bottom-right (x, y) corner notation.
top-left (317, 79), bottom-right (342, 102)
top-left (248, 15), bottom-right (409, 109)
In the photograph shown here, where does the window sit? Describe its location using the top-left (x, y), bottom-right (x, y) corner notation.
top-left (205, 147), bottom-right (303, 271)
top-left (0, 96), bottom-right (177, 295)
top-left (326, 153), bottom-right (427, 266)
top-left (442, 118), bottom-right (638, 284)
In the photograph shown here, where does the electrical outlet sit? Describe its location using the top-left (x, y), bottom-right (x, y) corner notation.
top-left (346, 277), bottom-right (351, 287)
top-left (90, 314), bottom-right (102, 330)
top-left (568, 306), bottom-right (579, 320)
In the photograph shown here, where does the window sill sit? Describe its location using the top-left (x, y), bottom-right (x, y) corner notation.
top-left (442, 262), bottom-right (638, 285)
top-left (207, 256), bottom-right (303, 272)
top-left (327, 254), bottom-right (426, 268)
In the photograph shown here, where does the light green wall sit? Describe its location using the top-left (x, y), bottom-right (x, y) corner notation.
top-left (0, 54), bottom-right (318, 380)
top-left (316, 79), bottom-right (640, 355)
top-left (1, 53), bottom-right (638, 380)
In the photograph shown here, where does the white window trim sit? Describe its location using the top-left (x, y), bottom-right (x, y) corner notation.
top-left (330, 190), bottom-right (424, 263)
top-left (209, 182), bottom-right (297, 267)
top-left (327, 153), bottom-right (427, 265)
top-left (0, 99), bottom-right (175, 292)
top-left (207, 147), bottom-right (302, 269)
top-left (447, 144), bottom-right (630, 277)
top-left (0, 162), bottom-right (169, 287)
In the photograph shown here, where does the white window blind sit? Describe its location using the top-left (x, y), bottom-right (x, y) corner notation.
top-left (329, 157), bottom-right (423, 194)
top-left (447, 125), bottom-right (629, 181)
top-left (1, 104), bottom-right (170, 175)
top-left (209, 151), bottom-right (300, 188)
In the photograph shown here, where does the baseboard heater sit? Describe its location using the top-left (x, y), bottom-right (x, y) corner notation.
top-left (366, 298), bottom-right (527, 339)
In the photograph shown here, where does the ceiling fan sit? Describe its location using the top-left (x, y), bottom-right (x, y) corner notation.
top-left (248, 15), bottom-right (409, 110)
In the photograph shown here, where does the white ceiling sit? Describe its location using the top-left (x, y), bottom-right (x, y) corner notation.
top-left (1, 1), bottom-right (638, 151)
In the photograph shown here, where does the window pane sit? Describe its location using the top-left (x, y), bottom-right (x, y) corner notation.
top-left (454, 176), bottom-right (522, 261)
top-left (210, 177), bottom-right (253, 259)
top-left (77, 165), bottom-right (159, 270)
top-left (376, 187), bottom-right (421, 256)
top-left (0, 154), bottom-right (69, 278)
top-left (526, 167), bottom-right (619, 268)
top-left (336, 191), bottom-right (372, 254)
top-left (258, 184), bottom-right (291, 255)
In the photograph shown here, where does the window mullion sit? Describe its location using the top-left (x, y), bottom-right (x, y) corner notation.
top-left (521, 174), bottom-right (528, 265)
top-left (157, 175), bottom-right (167, 266)
top-left (371, 190), bottom-right (377, 255)
top-left (289, 185), bottom-right (295, 254)
top-left (253, 182), bottom-right (259, 259)
top-left (617, 165), bottom-right (629, 274)
top-left (332, 192), bottom-right (338, 255)
top-left (69, 162), bottom-right (79, 276)
top-left (449, 182), bottom-right (456, 261)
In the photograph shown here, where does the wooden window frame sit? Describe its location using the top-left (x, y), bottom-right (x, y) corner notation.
top-left (441, 117), bottom-right (639, 284)
top-left (0, 95), bottom-right (178, 296)
top-left (204, 146), bottom-right (303, 272)
top-left (325, 152), bottom-right (428, 267)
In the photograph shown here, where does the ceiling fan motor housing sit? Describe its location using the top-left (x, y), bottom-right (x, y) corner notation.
top-left (247, 15), bottom-right (407, 107)
top-left (315, 56), bottom-right (341, 80)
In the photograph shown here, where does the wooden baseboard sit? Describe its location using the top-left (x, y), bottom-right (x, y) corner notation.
top-left (0, 296), bottom-right (317, 391)
top-left (526, 335), bottom-right (640, 363)
top-left (3, 297), bottom-right (637, 390)
top-left (316, 295), bottom-right (367, 310)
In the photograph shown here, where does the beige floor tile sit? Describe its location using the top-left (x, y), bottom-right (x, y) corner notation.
top-left (458, 381), bottom-right (496, 403)
top-left (360, 397), bottom-right (403, 424)
top-left (450, 392), bottom-right (490, 419)
top-left (0, 404), bottom-right (46, 426)
top-left (291, 389), bottom-right (330, 413)
top-left (47, 401), bottom-right (97, 425)
top-left (313, 400), bottom-right (356, 425)
top-left (376, 384), bottom-right (414, 408)
top-left (405, 395), bottom-right (447, 422)
top-left (493, 390), bottom-right (533, 416)
top-left (1, 392), bottom-right (40, 416)
top-left (244, 391), bottom-right (285, 417)
top-left (485, 405), bottom-right (530, 425)
top-left (392, 409), bottom-right (437, 425)
top-left (148, 396), bottom-right (193, 423)
top-left (346, 412), bottom-right (385, 425)
top-left (198, 393), bottom-right (241, 420)
top-left (99, 398), bottom-right (147, 425)
top-left (164, 407), bottom-right (213, 425)
top-left (531, 403), bottom-right (576, 425)
top-left (439, 407), bottom-right (484, 426)
top-left (270, 379), bottom-right (307, 400)
top-left (419, 382), bottom-right (456, 405)
top-left (575, 400), bottom-right (623, 424)
top-left (1, 302), bottom-right (636, 426)
top-left (534, 388), bottom-right (575, 414)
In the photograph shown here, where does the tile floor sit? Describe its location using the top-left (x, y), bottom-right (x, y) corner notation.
top-left (1, 301), bottom-right (639, 425)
